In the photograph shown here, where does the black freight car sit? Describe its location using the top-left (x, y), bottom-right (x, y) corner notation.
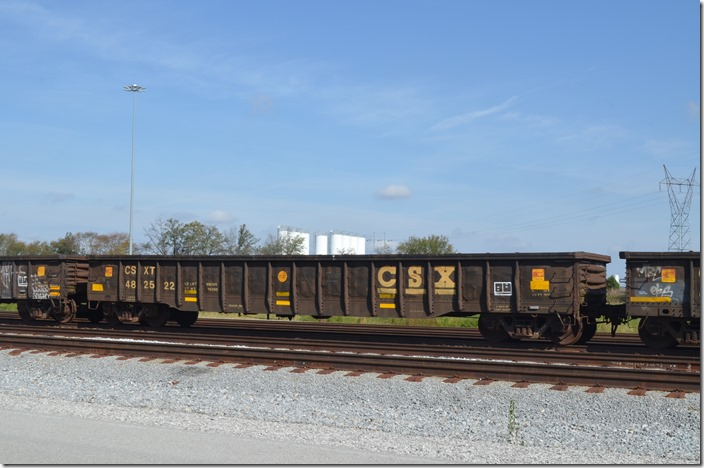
top-left (619, 251), bottom-right (701, 348)
top-left (85, 252), bottom-right (610, 345)
top-left (0, 255), bottom-right (89, 323)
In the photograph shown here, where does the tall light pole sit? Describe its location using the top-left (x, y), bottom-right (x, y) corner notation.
top-left (123, 84), bottom-right (145, 255)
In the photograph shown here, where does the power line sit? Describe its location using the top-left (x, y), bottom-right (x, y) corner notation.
top-left (458, 191), bottom-right (666, 238)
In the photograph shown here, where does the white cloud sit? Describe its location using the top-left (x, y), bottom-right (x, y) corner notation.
top-left (207, 210), bottom-right (234, 223)
top-left (430, 96), bottom-right (519, 132)
top-left (376, 185), bottom-right (412, 199)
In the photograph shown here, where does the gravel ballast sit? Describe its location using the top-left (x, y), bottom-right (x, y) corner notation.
top-left (0, 348), bottom-right (699, 464)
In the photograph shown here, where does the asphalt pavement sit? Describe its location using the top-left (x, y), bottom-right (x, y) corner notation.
top-left (0, 409), bottom-right (440, 464)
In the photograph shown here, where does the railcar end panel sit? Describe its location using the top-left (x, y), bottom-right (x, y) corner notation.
top-left (620, 251), bottom-right (701, 318)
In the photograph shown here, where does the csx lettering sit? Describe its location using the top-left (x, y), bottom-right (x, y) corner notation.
top-left (376, 266), bottom-right (456, 290)
top-left (124, 265), bottom-right (137, 275)
top-left (378, 266), bottom-right (397, 288)
top-left (143, 266), bottom-right (155, 275)
top-left (434, 266), bottom-right (455, 289)
top-left (408, 266), bottom-right (422, 288)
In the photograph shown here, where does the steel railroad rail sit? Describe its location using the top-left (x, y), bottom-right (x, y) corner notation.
top-left (0, 322), bottom-right (698, 394)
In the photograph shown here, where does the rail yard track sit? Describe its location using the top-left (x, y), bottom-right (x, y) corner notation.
top-left (0, 314), bottom-right (699, 394)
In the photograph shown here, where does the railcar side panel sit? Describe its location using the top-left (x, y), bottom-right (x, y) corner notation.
top-left (460, 265), bottom-right (485, 311)
top-left (296, 263), bottom-right (318, 315)
top-left (85, 253), bottom-right (609, 323)
top-left (348, 263), bottom-right (370, 316)
top-left (320, 263), bottom-right (344, 316)
top-left (222, 262), bottom-right (244, 313)
top-left (488, 263), bottom-right (514, 313)
top-left (201, 263), bottom-right (221, 313)
top-left (157, 261), bottom-right (178, 308)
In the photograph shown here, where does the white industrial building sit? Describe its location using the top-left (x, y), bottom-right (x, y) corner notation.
top-left (277, 227), bottom-right (366, 255)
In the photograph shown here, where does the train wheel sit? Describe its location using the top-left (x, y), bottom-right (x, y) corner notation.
top-left (104, 304), bottom-right (124, 326)
top-left (547, 322), bottom-right (583, 346)
top-left (577, 321), bottom-right (597, 344)
top-left (174, 311), bottom-right (198, 327)
top-left (638, 317), bottom-right (677, 349)
top-left (138, 305), bottom-right (169, 327)
top-left (52, 300), bottom-right (76, 324)
top-left (87, 308), bottom-right (104, 324)
top-left (17, 302), bottom-right (33, 322)
top-left (478, 314), bottom-right (511, 342)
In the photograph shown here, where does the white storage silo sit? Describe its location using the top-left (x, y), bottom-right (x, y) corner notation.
top-left (330, 233), bottom-right (345, 254)
top-left (343, 235), bottom-right (353, 253)
top-left (315, 234), bottom-right (328, 255)
top-left (355, 236), bottom-right (366, 254)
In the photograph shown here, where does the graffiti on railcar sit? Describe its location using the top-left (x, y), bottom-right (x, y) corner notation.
top-left (635, 266), bottom-right (665, 280)
top-left (631, 265), bottom-right (685, 303)
top-left (30, 275), bottom-right (50, 300)
top-left (0, 262), bottom-right (11, 298)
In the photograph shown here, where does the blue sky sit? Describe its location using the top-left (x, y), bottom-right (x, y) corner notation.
top-left (0, 0), bottom-right (700, 277)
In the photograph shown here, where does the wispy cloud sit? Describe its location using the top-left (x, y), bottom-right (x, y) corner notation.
top-left (687, 100), bottom-right (699, 120)
top-left (499, 111), bottom-right (558, 128)
top-left (0, 1), bottom-right (320, 98)
top-left (639, 138), bottom-right (691, 158)
top-left (0, 1), bottom-right (435, 133)
top-left (44, 192), bottom-right (74, 205)
top-left (555, 124), bottom-right (628, 152)
top-left (430, 96), bottom-right (519, 132)
top-left (321, 83), bottom-right (432, 130)
top-left (376, 185), bottom-right (412, 199)
top-left (0, 1), bottom-right (126, 56)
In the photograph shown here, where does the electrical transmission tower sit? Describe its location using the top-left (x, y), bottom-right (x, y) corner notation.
top-left (660, 165), bottom-right (699, 251)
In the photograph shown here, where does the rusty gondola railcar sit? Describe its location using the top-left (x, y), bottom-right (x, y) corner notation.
top-left (85, 252), bottom-right (610, 345)
top-left (0, 255), bottom-right (89, 323)
top-left (619, 251), bottom-right (701, 348)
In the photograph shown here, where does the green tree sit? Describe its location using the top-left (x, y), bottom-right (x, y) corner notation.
top-left (50, 233), bottom-right (81, 254)
top-left (181, 221), bottom-right (229, 255)
top-left (143, 218), bottom-right (187, 255)
top-left (396, 234), bottom-right (455, 255)
top-left (607, 275), bottom-right (620, 289)
top-left (257, 233), bottom-right (305, 255)
top-left (50, 232), bottom-right (130, 255)
top-left (0, 234), bottom-right (51, 255)
top-left (143, 218), bottom-right (231, 255)
top-left (94, 232), bottom-right (130, 254)
top-left (225, 224), bottom-right (259, 255)
top-left (24, 240), bottom-right (52, 255)
top-left (0, 234), bottom-right (25, 255)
